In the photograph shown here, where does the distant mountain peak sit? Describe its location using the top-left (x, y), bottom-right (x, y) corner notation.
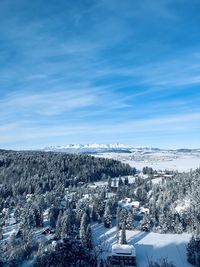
top-left (44, 143), bottom-right (132, 153)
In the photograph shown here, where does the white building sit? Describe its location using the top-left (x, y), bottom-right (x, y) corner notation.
top-left (108, 243), bottom-right (136, 266)
top-left (118, 199), bottom-right (140, 210)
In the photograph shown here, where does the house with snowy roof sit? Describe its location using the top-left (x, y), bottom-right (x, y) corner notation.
top-left (118, 199), bottom-right (140, 211)
top-left (108, 243), bottom-right (136, 266)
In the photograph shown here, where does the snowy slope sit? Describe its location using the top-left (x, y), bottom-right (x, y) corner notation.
top-left (92, 223), bottom-right (192, 267)
top-left (131, 231), bottom-right (192, 267)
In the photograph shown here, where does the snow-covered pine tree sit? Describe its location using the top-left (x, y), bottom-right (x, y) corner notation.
top-left (91, 205), bottom-right (98, 222)
top-left (108, 176), bottom-right (112, 189)
top-left (49, 210), bottom-right (56, 228)
top-left (49, 207), bottom-right (59, 228)
top-left (119, 222), bottom-right (127, 244)
top-left (120, 208), bottom-right (128, 228)
top-left (34, 205), bottom-right (43, 227)
top-left (55, 210), bottom-right (63, 238)
top-left (61, 211), bottom-right (71, 239)
top-left (97, 198), bottom-right (105, 217)
top-left (116, 207), bottom-right (121, 242)
top-left (187, 235), bottom-right (200, 266)
top-left (140, 213), bottom-right (152, 232)
top-left (159, 213), bottom-right (169, 233)
top-left (103, 205), bottom-right (112, 228)
top-left (116, 207), bottom-right (121, 228)
top-left (86, 224), bottom-right (93, 250)
top-left (80, 212), bottom-right (88, 247)
top-left (174, 215), bottom-right (184, 234)
top-left (124, 176), bottom-right (129, 186)
top-left (0, 227), bottom-right (3, 240)
top-left (118, 176), bottom-right (124, 187)
top-left (126, 211), bottom-right (134, 230)
top-left (187, 236), bottom-right (197, 265)
top-left (98, 214), bottom-right (102, 224)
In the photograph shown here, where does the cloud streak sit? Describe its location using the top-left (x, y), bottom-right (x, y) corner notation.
top-left (0, 90), bottom-right (97, 117)
top-left (0, 0), bottom-right (200, 148)
top-left (0, 112), bottom-right (199, 148)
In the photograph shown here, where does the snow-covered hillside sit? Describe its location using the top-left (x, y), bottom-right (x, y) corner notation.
top-left (92, 223), bottom-right (192, 267)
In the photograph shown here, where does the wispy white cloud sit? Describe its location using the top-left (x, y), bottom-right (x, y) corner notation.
top-left (0, 0), bottom-right (197, 96)
top-left (93, 51), bottom-right (200, 89)
top-left (138, 54), bottom-right (200, 87)
top-left (0, 112), bottom-right (199, 148)
top-left (0, 86), bottom-right (136, 122)
top-left (0, 0), bottom-right (199, 148)
top-left (0, 0), bottom-right (177, 87)
top-left (0, 90), bottom-right (97, 117)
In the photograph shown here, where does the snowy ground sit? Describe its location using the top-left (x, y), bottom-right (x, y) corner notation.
top-left (92, 223), bottom-right (192, 267)
top-left (2, 223), bottom-right (19, 240)
top-left (96, 150), bottom-right (200, 172)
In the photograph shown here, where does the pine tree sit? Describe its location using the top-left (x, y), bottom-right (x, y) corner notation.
top-left (116, 207), bottom-right (121, 229)
top-left (187, 235), bottom-right (200, 266)
top-left (34, 205), bottom-right (43, 227)
top-left (80, 212), bottom-right (88, 247)
top-left (24, 207), bottom-right (36, 228)
top-left (119, 208), bottom-right (128, 228)
top-left (159, 213), bottom-right (169, 233)
top-left (103, 206), bottom-right (112, 228)
top-left (124, 177), bottom-right (129, 186)
top-left (96, 198), bottom-right (105, 217)
top-left (195, 222), bottom-right (200, 239)
top-left (127, 211), bottom-right (134, 230)
top-left (49, 207), bottom-right (58, 228)
top-left (0, 227), bottom-right (3, 240)
top-left (91, 205), bottom-right (98, 222)
top-left (187, 236), bottom-right (196, 265)
top-left (174, 218), bottom-right (183, 234)
top-left (113, 178), bottom-right (117, 188)
top-left (118, 176), bottom-right (124, 187)
top-left (116, 207), bottom-right (121, 242)
top-left (55, 210), bottom-right (63, 239)
top-left (86, 224), bottom-right (93, 250)
top-left (108, 176), bottom-right (112, 188)
top-left (61, 211), bottom-right (71, 239)
top-left (98, 214), bottom-right (102, 224)
top-left (119, 222), bottom-right (127, 244)
top-left (140, 214), bottom-right (152, 232)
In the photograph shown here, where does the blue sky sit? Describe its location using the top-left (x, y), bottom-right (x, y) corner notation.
top-left (0, 0), bottom-right (200, 149)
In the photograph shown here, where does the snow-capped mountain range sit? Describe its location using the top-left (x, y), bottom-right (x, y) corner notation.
top-left (43, 144), bottom-right (200, 154)
top-left (43, 143), bottom-right (160, 153)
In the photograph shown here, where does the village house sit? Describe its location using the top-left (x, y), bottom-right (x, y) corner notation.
top-left (118, 199), bottom-right (140, 211)
top-left (108, 243), bottom-right (136, 266)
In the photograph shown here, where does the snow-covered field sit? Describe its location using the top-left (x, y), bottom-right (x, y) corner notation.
top-left (96, 150), bottom-right (200, 172)
top-left (133, 232), bottom-right (192, 267)
top-left (92, 223), bottom-right (192, 267)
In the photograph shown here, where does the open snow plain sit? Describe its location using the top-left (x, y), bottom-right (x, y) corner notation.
top-left (96, 149), bottom-right (200, 172)
top-left (44, 144), bottom-right (200, 172)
